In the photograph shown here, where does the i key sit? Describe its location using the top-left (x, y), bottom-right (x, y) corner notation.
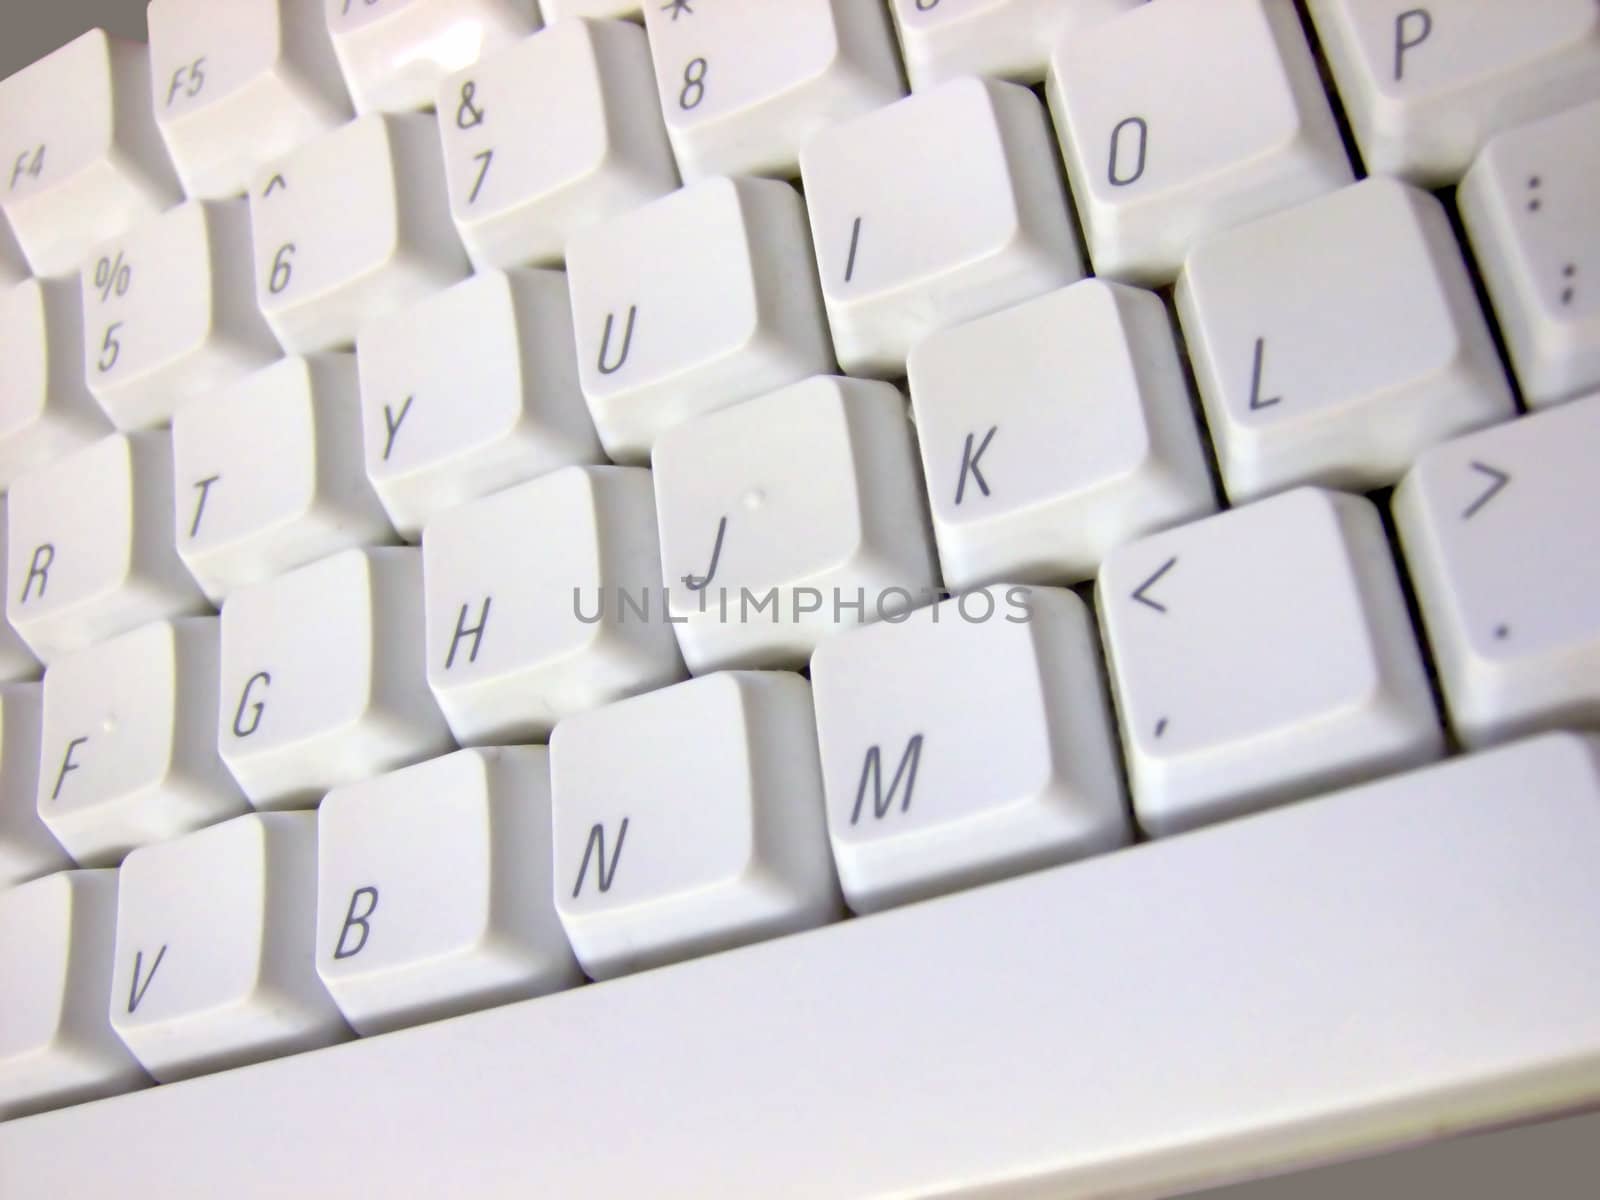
top-left (890, 0), bottom-right (1139, 92)
top-left (0, 279), bottom-right (111, 489)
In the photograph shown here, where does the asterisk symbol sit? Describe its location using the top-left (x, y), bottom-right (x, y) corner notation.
top-left (661, 0), bottom-right (694, 19)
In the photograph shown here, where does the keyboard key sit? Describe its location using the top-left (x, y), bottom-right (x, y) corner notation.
top-left (643, 0), bottom-right (904, 182)
top-left (218, 547), bottom-right (452, 809)
top-left (1097, 487), bottom-right (1442, 836)
top-left (1176, 177), bottom-right (1513, 503)
top-left (1394, 395), bottom-right (1600, 748)
top-left (36, 619), bottom-right (248, 867)
top-left (438, 18), bottom-right (677, 271)
top-left (907, 279), bottom-right (1215, 589)
top-left (1458, 99), bottom-right (1600, 408)
top-left (109, 812), bottom-right (349, 1083)
top-left (0, 684), bottom-right (70, 886)
top-left (652, 375), bottom-right (939, 673)
top-left (316, 747), bottom-right (581, 1035)
top-left (356, 269), bottom-right (602, 541)
top-left (891, 0), bottom-right (1137, 91)
top-left (148, 0), bottom-right (353, 199)
top-left (0, 871), bottom-right (147, 1119)
top-left (1046, 0), bottom-right (1351, 284)
top-left (801, 76), bottom-right (1083, 377)
top-left (80, 199), bottom-right (278, 432)
top-left (550, 670), bottom-right (841, 980)
top-left (0, 278), bottom-right (110, 489)
top-left (327, 0), bottom-right (539, 115)
top-left (566, 175), bottom-right (834, 462)
top-left (542, 0), bottom-right (637, 16)
top-left (173, 355), bottom-right (395, 601)
top-left (0, 499), bottom-right (44, 682)
top-left (1306, 0), bottom-right (1600, 186)
top-left (248, 112), bottom-right (468, 355)
top-left (423, 465), bottom-right (684, 744)
top-left (811, 585), bottom-right (1127, 914)
top-left (0, 30), bottom-right (182, 277)
top-left (5, 432), bottom-right (207, 664)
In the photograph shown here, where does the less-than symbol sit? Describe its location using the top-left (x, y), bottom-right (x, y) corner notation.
top-left (261, 173), bottom-right (286, 198)
top-left (1248, 337), bottom-right (1280, 409)
top-left (1131, 555), bottom-right (1177, 613)
top-left (1461, 461), bottom-right (1510, 520)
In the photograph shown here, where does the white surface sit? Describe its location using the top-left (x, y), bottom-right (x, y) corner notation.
top-left (1307, 0), bottom-right (1600, 185)
top-left (422, 465), bottom-right (684, 744)
top-left (549, 670), bottom-right (842, 980)
top-left (1177, 178), bottom-right (1513, 503)
top-left (35, 618), bottom-right (246, 867)
top-left (540, 0), bottom-right (637, 18)
top-left (801, 76), bottom-right (1083, 377)
top-left (0, 684), bottom-right (69, 886)
top-left (652, 375), bottom-right (938, 673)
top-left (565, 174), bottom-right (834, 462)
top-left (908, 278), bottom-right (1215, 588)
top-left (0, 212), bottom-right (24, 286)
top-left (1047, 0), bottom-right (1350, 284)
top-left (107, 812), bottom-right (349, 1083)
top-left (889, 0), bottom-right (1138, 90)
top-left (1394, 395), bottom-right (1600, 749)
top-left (1097, 487), bottom-right (1442, 836)
top-left (0, 278), bottom-right (110, 490)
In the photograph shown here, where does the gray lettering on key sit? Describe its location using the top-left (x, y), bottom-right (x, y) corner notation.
top-left (20, 543), bottom-right (53, 603)
top-left (333, 887), bottom-right (379, 959)
top-left (446, 597), bottom-right (491, 668)
top-left (683, 516), bottom-right (727, 591)
top-left (127, 944), bottom-right (167, 1013)
top-left (571, 818), bottom-right (629, 898)
top-left (1393, 8), bottom-right (1432, 81)
top-left (1248, 337), bottom-right (1280, 410)
top-left (596, 306), bottom-right (638, 376)
top-left (844, 216), bottom-right (863, 283)
top-left (955, 426), bottom-right (997, 505)
top-left (1131, 556), bottom-right (1177, 613)
top-left (1108, 116), bottom-right (1148, 187)
top-left (1461, 461), bottom-right (1509, 520)
top-left (382, 395), bottom-right (414, 461)
top-left (50, 736), bottom-right (88, 800)
top-left (851, 735), bottom-right (924, 824)
top-left (189, 474), bottom-right (221, 537)
top-left (232, 672), bottom-right (271, 738)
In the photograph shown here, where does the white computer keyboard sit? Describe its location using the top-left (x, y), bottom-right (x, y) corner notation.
top-left (0, 1), bottom-right (1598, 1196)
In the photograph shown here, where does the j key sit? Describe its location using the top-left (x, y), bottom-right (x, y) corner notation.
top-left (5, 432), bottom-right (207, 664)
top-left (36, 618), bottom-right (248, 868)
top-left (889, 0), bottom-right (1140, 91)
top-left (565, 175), bottom-right (834, 462)
top-left (1176, 177), bottom-right (1513, 503)
top-left (810, 585), bottom-right (1127, 914)
top-left (0, 30), bottom-right (182, 277)
top-left (80, 199), bottom-right (278, 432)
top-left (316, 747), bottom-right (581, 1036)
top-left (801, 76), bottom-right (1083, 377)
top-left (0, 683), bottom-right (70, 886)
top-left (0, 499), bottom-right (45, 682)
top-left (326, 0), bottom-right (540, 115)
top-left (109, 812), bottom-right (350, 1083)
top-left (249, 112), bottom-right (468, 355)
top-left (1097, 487), bottom-right (1442, 836)
top-left (642, 0), bottom-right (905, 182)
top-left (356, 270), bottom-right (602, 541)
top-left (1458, 99), bottom-right (1600, 408)
top-left (1394, 394), bottom-right (1600, 749)
top-left (550, 670), bottom-right (842, 981)
top-left (0, 278), bottom-right (111, 489)
top-left (1307, 0), bottom-right (1600, 186)
top-left (148, 0), bottom-right (353, 199)
top-left (437, 18), bottom-right (679, 270)
top-left (652, 375), bottom-right (939, 674)
top-left (907, 279), bottom-right (1215, 590)
top-left (173, 354), bottom-right (395, 602)
top-left (1047, 0), bottom-right (1351, 284)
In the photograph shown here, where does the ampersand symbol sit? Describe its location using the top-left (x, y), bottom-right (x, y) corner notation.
top-left (456, 80), bottom-right (486, 130)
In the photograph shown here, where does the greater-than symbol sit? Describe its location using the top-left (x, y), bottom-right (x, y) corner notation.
top-left (1461, 461), bottom-right (1510, 520)
top-left (262, 173), bottom-right (286, 197)
top-left (1131, 556), bottom-right (1177, 613)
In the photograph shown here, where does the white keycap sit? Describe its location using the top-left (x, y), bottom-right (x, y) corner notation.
top-left (218, 547), bottom-right (452, 809)
top-left (36, 619), bottom-right (248, 868)
top-left (249, 112), bottom-right (468, 355)
top-left (566, 174), bottom-right (834, 462)
top-left (810, 585), bottom-right (1127, 915)
top-left (1047, 0), bottom-right (1351, 285)
top-left (326, 0), bottom-right (540, 115)
top-left (652, 375), bottom-right (939, 673)
top-left (1176, 177), bottom-right (1513, 504)
top-left (550, 670), bottom-right (841, 981)
top-left (437, 18), bottom-right (679, 270)
top-left (643, 0), bottom-right (904, 182)
top-left (5, 432), bottom-right (207, 664)
top-left (173, 355), bottom-right (395, 602)
top-left (109, 812), bottom-right (349, 1083)
top-left (0, 871), bottom-right (147, 1119)
top-left (356, 269), bottom-right (602, 541)
top-left (316, 747), bottom-right (581, 1035)
top-left (0, 278), bottom-right (111, 489)
top-left (80, 200), bottom-right (278, 432)
top-left (542, 0), bottom-right (637, 17)
top-left (1394, 395), bottom-right (1600, 749)
top-left (0, 684), bottom-right (70, 886)
top-left (1458, 99), bottom-right (1600, 408)
top-left (0, 30), bottom-right (182, 278)
top-left (148, 0), bottom-right (353, 199)
top-left (1097, 487), bottom-right (1442, 836)
top-left (423, 465), bottom-right (684, 744)
top-left (907, 279), bottom-right (1215, 589)
top-left (0, 498), bottom-right (44, 682)
top-left (1307, 0), bottom-right (1600, 186)
top-left (890, 0), bottom-right (1139, 91)
top-left (801, 76), bottom-right (1083, 377)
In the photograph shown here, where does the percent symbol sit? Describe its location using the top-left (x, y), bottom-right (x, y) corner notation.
top-left (94, 250), bottom-right (132, 301)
